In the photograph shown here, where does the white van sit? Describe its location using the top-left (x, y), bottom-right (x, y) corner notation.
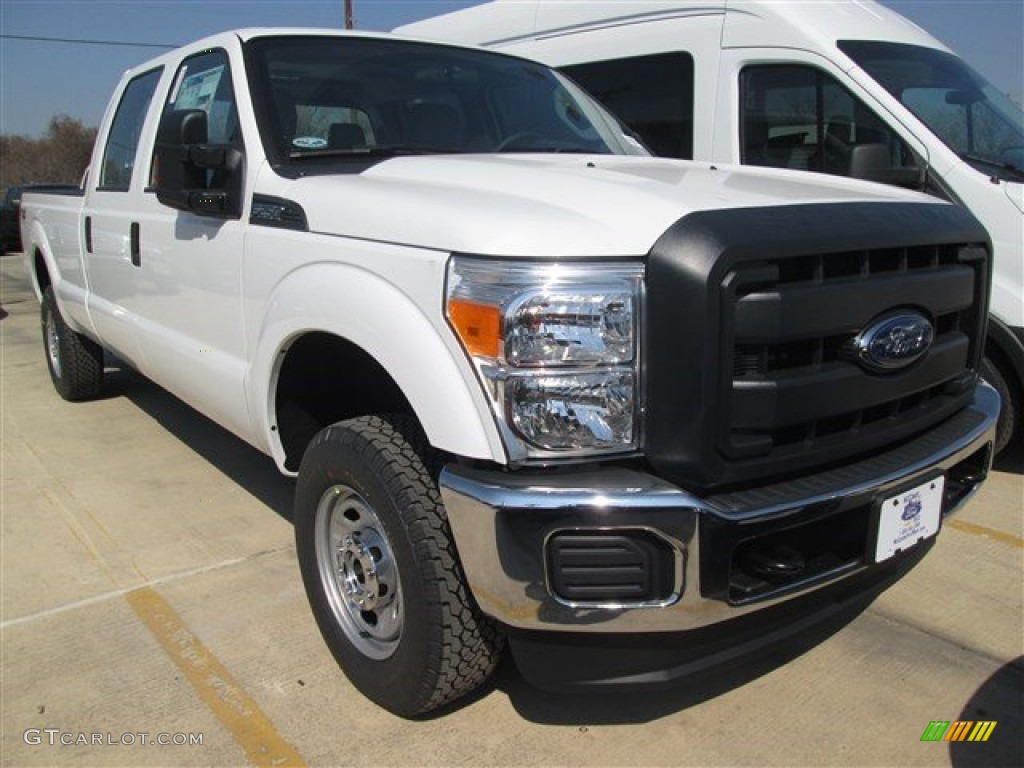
top-left (399, 0), bottom-right (1024, 453)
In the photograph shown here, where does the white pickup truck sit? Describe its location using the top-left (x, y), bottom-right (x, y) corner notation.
top-left (21, 29), bottom-right (998, 717)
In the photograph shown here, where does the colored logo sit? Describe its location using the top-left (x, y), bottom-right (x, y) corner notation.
top-left (853, 312), bottom-right (934, 371)
top-left (921, 720), bottom-right (997, 742)
top-left (902, 492), bottom-right (923, 521)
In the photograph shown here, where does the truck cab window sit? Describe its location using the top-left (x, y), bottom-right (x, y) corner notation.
top-left (741, 65), bottom-right (923, 188)
top-left (98, 68), bottom-right (162, 191)
top-left (152, 49), bottom-right (242, 190)
top-left (164, 50), bottom-right (240, 145)
top-left (562, 52), bottom-right (695, 159)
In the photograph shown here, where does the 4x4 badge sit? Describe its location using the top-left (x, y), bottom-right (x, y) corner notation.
top-left (852, 312), bottom-right (934, 372)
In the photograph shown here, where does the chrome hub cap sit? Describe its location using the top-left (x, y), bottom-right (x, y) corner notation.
top-left (45, 309), bottom-right (62, 379)
top-left (315, 485), bottom-right (402, 659)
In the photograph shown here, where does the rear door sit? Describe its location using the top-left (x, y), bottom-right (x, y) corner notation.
top-left (83, 66), bottom-right (165, 366)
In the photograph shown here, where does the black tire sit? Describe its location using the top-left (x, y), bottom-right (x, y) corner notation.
top-left (41, 286), bottom-right (103, 401)
top-left (981, 355), bottom-right (1018, 455)
top-left (294, 414), bottom-right (504, 717)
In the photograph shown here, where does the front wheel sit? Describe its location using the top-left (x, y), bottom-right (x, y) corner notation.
top-left (41, 286), bottom-right (103, 401)
top-left (294, 415), bottom-right (503, 717)
top-left (981, 355), bottom-right (1018, 455)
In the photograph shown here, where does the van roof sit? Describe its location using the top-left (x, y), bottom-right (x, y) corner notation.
top-left (396, 0), bottom-right (951, 55)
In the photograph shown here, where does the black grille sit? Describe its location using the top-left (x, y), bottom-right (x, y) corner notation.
top-left (644, 202), bottom-right (990, 491)
top-left (723, 243), bottom-right (983, 463)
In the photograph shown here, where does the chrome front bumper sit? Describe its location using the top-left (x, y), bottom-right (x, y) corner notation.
top-left (439, 383), bottom-right (999, 634)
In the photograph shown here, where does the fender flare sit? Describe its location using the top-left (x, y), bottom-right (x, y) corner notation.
top-left (247, 263), bottom-right (506, 472)
top-left (23, 218), bottom-right (57, 301)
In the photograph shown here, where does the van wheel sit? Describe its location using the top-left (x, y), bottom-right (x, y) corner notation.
top-left (294, 415), bottom-right (503, 717)
top-left (41, 286), bottom-right (103, 401)
top-left (981, 355), bottom-right (1018, 455)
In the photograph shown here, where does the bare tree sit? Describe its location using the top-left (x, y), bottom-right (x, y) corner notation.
top-left (1, 115), bottom-right (97, 189)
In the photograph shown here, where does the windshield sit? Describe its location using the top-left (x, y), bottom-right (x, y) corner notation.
top-left (839, 41), bottom-right (1024, 181)
top-left (243, 36), bottom-right (640, 167)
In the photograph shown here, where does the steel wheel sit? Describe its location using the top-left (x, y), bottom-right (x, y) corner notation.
top-left (314, 484), bottom-right (402, 660)
top-left (44, 304), bottom-right (62, 379)
top-left (295, 415), bottom-right (504, 716)
top-left (39, 286), bottom-right (103, 401)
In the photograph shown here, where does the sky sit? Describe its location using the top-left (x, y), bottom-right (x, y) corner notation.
top-left (1, 0), bottom-right (1022, 138)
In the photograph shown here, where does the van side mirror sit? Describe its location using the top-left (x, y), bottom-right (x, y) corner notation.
top-left (153, 109), bottom-right (243, 219)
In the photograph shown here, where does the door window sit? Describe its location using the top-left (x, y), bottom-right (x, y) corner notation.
top-left (98, 68), bottom-right (162, 191)
top-left (741, 64), bottom-right (922, 188)
top-left (152, 49), bottom-right (242, 191)
top-left (165, 50), bottom-right (240, 145)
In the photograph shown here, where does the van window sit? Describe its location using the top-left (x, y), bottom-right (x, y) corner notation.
top-left (562, 52), bottom-right (694, 159)
top-left (98, 68), bottom-right (162, 191)
top-left (838, 41), bottom-right (1024, 182)
top-left (741, 65), bottom-right (922, 188)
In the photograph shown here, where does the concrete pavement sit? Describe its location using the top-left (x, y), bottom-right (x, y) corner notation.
top-left (2, 251), bottom-right (1021, 767)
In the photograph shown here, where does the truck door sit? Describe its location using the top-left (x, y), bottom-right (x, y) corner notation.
top-left (131, 48), bottom-right (252, 441)
top-left (83, 67), bottom-right (164, 367)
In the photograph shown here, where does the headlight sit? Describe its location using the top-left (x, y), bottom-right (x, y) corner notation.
top-left (446, 257), bottom-right (643, 460)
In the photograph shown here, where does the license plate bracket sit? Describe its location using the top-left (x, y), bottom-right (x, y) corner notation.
top-left (871, 475), bottom-right (945, 563)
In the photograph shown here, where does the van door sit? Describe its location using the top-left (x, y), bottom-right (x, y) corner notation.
top-left (131, 47), bottom-right (253, 440)
top-left (715, 49), bottom-right (932, 192)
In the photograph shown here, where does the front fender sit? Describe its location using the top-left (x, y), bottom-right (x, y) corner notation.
top-left (248, 261), bottom-right (506, 472)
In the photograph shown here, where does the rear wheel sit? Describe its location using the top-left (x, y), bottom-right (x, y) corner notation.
top-left (294, 415), bottom-right (503, 717)
top-left (41, 286), bottom-right (103, 401)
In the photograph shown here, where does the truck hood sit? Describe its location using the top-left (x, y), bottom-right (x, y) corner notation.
top-left (270, 154), bottom-right (936, 257)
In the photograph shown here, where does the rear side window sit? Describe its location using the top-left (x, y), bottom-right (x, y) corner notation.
top-left (562, 52), bottom-right (695, 159)
top-left (98, 68), bottom-right (162, 191)
top-left (741, 64), bottom-right (922, 187)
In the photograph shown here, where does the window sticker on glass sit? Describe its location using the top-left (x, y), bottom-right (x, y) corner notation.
top-left (173, 65), bottom-right (225, 110)
top-left (293, 136), bottom-right (328, 149)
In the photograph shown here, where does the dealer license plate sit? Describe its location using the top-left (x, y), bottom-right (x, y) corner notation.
top-left (874, 476), bottom-right (945, 563)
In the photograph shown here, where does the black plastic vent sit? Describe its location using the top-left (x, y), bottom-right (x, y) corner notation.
top-left (546, 530), bottom-right (675, 604)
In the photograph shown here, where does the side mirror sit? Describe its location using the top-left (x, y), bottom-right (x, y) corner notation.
top-left (849, 143), bottom-right (926, 190)
top-left (153, 109), bottom-right (243, 218)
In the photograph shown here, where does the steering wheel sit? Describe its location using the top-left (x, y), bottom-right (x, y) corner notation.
top-left (496, 132), bottom-right (545, 152)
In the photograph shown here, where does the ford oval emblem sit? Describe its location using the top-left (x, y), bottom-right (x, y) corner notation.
top-left (853, 312), bottom-right (934, 372)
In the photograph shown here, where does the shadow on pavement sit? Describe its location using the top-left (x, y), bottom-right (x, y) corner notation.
top-left (490, 590), bottom-right (879, 725)
top-left (950, 657), bottom-right (1024, 767)
top-left (102, 360), bottom-right (295, 523)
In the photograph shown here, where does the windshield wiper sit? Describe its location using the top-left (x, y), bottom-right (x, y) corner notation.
top-left (960, 152), bottom-right (1024, 182)
top-left (288, 146), bottom-right (462, 160)
top-left (499, 145), bottom-right (605, 154)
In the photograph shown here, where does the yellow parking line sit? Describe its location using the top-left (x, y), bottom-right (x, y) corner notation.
top-left (945, 518), bottom-right (1024, 549)
top-left (126, 587), bottom-right (306, 767)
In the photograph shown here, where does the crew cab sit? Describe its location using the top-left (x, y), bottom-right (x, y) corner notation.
top-left (21, 29), bottom-right (998, 717)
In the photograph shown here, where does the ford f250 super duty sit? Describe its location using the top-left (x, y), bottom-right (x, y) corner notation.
top-left (21, 29), bottom-right (998, 717)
